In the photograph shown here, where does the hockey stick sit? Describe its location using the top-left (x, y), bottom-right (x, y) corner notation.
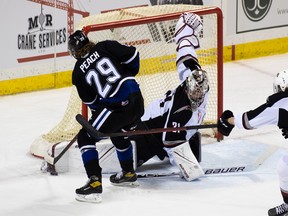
top-left (136, 145), bottom-right (278, 178)
top-left (136, 172), bottom-right (179, 178)
top-left (42, 135), bottom-right (78, 176)
top-left (75, 114), bottom-right (217, 138)
top-left (136, 165), bottom-right (259, 178)
top-left (44, 134), bottom-right (78, 166)
top-left (105, 163), bottom-right (259, 179)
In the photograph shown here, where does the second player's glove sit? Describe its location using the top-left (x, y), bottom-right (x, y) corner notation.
top-left (280, 127), bottom-right (288, 139)
top-left (278, 109), bottom-right (288, 139)
top-left (217, 110), bottom-right (235, 136)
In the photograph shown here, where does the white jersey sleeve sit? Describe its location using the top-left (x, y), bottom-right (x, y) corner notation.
top-left (176, 39), bottom-right (200, 82)
top-left (234, 92), bottom-right (288, 129)
top-left (141, 89), bottom-right (175, 121)
top-left (234, 108), bottom-right (280, 129)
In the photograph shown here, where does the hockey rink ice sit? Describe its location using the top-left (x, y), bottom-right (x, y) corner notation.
top-left (1, 53), bottom-right (288, 216)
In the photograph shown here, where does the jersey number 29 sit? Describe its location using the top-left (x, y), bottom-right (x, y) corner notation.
top-left (86, 57), bottom-right (121, 97)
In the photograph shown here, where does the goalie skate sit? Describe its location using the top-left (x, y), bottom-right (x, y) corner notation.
top-left (268, 203), bottom-right (288, 216)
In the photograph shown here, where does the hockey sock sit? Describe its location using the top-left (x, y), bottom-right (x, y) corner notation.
top-left (281, 190), bottom-right (288, 204)
top-left (116, 144), bottom-right (134, 171)
top-left (81, 146), bottom-right (101, 178)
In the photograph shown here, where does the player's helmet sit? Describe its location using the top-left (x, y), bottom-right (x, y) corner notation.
top-left (68, 30), bottom-right (89, 59)
top-left (185, 69), bottom-right (209, 111)
top-left (273, 69), bottom-right (288, 93)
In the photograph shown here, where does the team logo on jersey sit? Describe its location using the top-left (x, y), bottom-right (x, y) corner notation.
top-left (121, 100), bottom-right (129, 106)
top-left (241, 0), bottom-right (272, 22)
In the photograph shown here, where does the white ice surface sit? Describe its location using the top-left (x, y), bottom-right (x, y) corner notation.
top-left (1, 53), bottom-right (288, 216)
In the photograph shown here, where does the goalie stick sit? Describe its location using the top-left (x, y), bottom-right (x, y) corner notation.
top-left (99, 144), bottom-right (276, 178)
top-left (133, 163), bottom-right (262, 178)
top-left (136, 145), bottom-right (278, 178)
top-left (75, 114), bottom-right (217, 139)
top-left (103, 163), bottom-right (261, 179)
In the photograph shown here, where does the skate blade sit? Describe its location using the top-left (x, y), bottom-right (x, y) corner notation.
top-left (111, 180), bottom-right (140, 187)
top-left (75, 193), bottom-right (102, 203)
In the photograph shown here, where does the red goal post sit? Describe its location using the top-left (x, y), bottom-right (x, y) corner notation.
top-left (30, 5), bottom-right (223, 158)
top-left (81, 5), bottom-right (223, 135)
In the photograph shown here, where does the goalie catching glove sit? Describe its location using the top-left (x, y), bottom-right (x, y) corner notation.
top-left (217, 110), bottom-right (235, 136)
top-left (174, 12), bottom-right (203, 48)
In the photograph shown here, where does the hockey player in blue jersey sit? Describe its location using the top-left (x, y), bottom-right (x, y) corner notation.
top-left (68, 30), bottom-right (144, 203)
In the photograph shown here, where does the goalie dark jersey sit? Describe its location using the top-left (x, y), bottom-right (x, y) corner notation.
top-left (132, 80), bottom-right (208, 165)
top-left (143, 80), bottom-right (208, 144)
top-left (72, 40), bottom-right (139, 109)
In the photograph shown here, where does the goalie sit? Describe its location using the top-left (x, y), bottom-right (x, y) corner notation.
top-left (132, 69), bottom-right (208, 181)
top-left (130, 12), bottom-right (208, 181)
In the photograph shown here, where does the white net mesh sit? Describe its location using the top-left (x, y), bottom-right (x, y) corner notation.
top-left (30, 5), bottom-right (222, 158)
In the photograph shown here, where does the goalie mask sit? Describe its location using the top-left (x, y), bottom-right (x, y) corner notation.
top-left (68, 30), bottom-right (90, 59)
top-left (273, 69), bottom-right (288, 93)
top-left (185, 69), bottom-right (209, 111)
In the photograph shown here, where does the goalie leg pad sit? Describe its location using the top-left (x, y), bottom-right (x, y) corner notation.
top-left (98, 140), bottom-right (137, 173)
top-left (171, 142), bottom-right (204, 181)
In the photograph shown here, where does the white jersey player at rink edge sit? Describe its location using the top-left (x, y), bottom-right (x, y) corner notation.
top-left (217, 69), bottom-right (288, 216)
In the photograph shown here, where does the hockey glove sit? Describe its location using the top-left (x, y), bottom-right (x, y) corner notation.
top-left (174, 12), bottom-right (202, 48)
top-left (217, 110), bottom-right (235, 136)
top-left (281, 127), bottom-right (288, 139)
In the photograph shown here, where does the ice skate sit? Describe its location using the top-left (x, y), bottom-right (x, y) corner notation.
top-left (110, 170), bottom-right (139, 186)
top-left (268, 203), bottom-right (288, 216)
top-left (75, 175), bottom-right (102, 203)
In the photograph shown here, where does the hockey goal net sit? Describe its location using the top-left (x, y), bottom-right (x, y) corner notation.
top-left (30, 4), bottom-right (223, 158)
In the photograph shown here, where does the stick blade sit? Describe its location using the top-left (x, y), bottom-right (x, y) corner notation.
top-left (40, 160), bottom-right (58, 176)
